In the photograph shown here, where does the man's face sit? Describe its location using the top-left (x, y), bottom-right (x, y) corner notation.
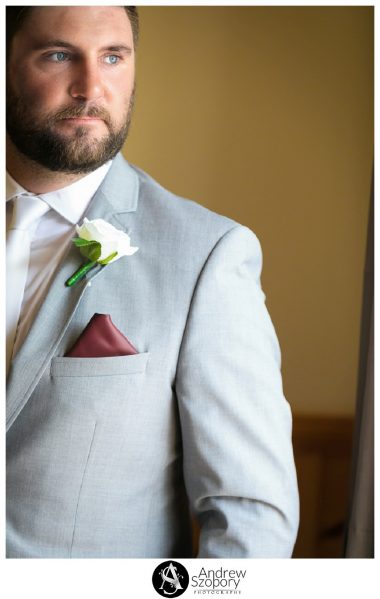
top-left (7, 6), bottom-right (135, 173)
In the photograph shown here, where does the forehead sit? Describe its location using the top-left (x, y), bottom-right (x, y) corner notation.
top-left (14, 6), bottom-right (133, 49)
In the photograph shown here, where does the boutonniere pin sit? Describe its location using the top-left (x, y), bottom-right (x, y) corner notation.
top-left (65, 218), bottom-right (138, 287)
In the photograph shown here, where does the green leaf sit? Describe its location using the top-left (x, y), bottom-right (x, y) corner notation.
top-left (72, 237), bottom-right (93, 247)
top-left (98, 251), bottom-right (118, 265)
top-left (76, 240), bottom-right (101, 262)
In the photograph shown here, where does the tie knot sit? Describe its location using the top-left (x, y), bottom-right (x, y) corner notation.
top-left (10, 195), bottom-right (50, 233)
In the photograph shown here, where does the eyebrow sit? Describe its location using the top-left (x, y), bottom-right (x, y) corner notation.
top-left (33, 39), bottom-right (132, 54)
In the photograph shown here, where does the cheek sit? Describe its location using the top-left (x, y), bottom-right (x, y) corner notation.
top-left (107, 67), bottom-right (135, 104)
top-left (107, 85), bottom-right (134, 125)
top-left (112, 84), bottom-right (133, 106)
top-left (11, 65), bottom-right (66, 108)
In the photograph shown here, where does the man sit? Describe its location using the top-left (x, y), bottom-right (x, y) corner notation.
top-left (6, 6), bottom-right (299, 558)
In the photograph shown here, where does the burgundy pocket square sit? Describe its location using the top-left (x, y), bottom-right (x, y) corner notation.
top-left (65, 313), bottom-right (138, 358)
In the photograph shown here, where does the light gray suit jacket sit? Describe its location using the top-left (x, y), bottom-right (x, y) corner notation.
top-left (6, 154), bottom-right (299, 558)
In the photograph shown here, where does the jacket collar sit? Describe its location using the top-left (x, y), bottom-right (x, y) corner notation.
top-left (94, 153), bottom-right (139, 214)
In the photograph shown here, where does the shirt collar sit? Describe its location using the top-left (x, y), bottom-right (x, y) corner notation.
top-left (6, 161), bottom-right (112, 225)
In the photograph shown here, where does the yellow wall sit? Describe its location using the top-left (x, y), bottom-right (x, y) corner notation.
top-left (124, 7), bottom-right (373, 416)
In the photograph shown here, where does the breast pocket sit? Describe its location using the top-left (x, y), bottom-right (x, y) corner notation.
top-left (50, 352), bottom-right (150, 418)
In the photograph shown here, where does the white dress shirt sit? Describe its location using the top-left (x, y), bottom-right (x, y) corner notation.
top-left (6, 161), bottom-right (112, 357)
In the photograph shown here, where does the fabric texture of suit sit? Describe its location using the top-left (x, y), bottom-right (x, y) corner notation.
top-left (6, 154), bottom-right (299, 558)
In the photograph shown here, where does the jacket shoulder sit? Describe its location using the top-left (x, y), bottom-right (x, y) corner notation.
top-left (129, 162), bottom-right (240, 240)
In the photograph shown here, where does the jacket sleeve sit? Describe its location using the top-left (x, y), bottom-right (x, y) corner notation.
top-left (175, 224), bottom-right (299, 557)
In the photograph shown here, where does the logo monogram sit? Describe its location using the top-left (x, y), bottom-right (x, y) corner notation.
top-left (160, 562), bottom-right (183, 595)
top-left (152, 561), bottom-right (189, 597)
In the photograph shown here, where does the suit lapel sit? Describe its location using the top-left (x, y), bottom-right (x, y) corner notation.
top-left (6, 155), bottom-right (140, 431)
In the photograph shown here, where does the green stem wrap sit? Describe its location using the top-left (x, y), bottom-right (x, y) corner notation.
top-left (65, 260), bottom-right (97, 287)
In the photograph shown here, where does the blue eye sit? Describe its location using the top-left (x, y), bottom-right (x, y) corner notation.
top-left (105, 55), bottom-right (119, 65)
top-left (50, 51), bottom-right (69, 62)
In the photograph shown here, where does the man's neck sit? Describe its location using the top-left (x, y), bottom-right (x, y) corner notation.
top-left (6, 138), bottom-right (88, 194)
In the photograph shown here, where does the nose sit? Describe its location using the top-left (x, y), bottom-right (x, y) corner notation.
top-left (69, 58), bottom-right (104, 102)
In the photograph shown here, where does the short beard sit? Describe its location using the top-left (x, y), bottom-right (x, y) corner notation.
top-left (6, 88), bottom-right (134, 174)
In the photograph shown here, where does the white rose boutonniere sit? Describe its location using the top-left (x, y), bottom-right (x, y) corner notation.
top-left (65, 218), bottom-right (138, 287)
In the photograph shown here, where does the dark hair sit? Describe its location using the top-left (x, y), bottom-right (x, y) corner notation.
top-left (6, 6), bottom-right (139, 57)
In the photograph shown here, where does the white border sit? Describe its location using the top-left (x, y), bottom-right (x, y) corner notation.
top-left (2, 3), bottom-right (377, 598)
